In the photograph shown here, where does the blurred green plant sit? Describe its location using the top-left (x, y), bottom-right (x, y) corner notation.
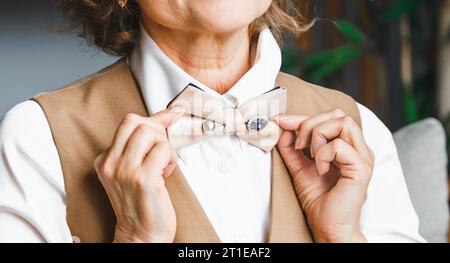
top-left (379, 0), bottom-right (421, 23)
top-left (286, 0), bottom-right (423, 84)
top-left (282, 0), bottom-right (448, 140)
top-left (297, 21), bottom-right (366, 83)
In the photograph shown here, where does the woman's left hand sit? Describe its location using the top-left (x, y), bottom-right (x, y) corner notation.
top-left (275, 109), bottom-right (374, 243)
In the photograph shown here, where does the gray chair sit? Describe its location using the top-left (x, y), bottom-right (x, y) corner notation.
top-left (393, 118), bottom-right (449, 243)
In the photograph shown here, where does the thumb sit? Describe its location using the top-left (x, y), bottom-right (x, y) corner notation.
top-left (274, 114), bottom-right (309, 131)
top-left (150, 106), bottom-right (186, 128)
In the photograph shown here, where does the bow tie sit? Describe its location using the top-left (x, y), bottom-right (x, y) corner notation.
top-left (167, 84), bottom-right (287, 152)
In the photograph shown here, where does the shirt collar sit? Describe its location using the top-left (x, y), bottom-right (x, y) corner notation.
top-left (130, 26), bottom-right (282, 115)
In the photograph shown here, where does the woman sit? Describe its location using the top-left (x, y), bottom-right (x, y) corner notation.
top-left (0, 0), bottom-right (424, 243)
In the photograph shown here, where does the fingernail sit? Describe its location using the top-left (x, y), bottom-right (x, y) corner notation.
top-left (171, 106), bottom-right (186, 114)
top-left (168, 163), bottom-right (177, 173)
top-left (164, 163), bottom-right (177, 178)
top-left (317, 162), bottom-right (330, 176)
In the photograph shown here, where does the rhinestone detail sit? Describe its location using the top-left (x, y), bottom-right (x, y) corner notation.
top-left (202, 119), bottom-right (216, 134)
top-left (246, 116), bottom-right (268, 132)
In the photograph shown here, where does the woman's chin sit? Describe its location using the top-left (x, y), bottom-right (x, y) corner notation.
top-left (191, 18), bottom-right (252, 35)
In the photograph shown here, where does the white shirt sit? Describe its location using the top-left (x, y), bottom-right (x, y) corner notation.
top-left (0, 27), bottom-right (425, 243)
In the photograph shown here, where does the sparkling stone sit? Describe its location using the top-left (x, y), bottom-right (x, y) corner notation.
top-left (247, 116), bottom-right (268, 132)
top-left (202, 119), bottom-right (216, 133)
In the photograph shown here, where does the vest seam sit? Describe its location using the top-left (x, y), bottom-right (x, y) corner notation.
top-left (33, 58), bottom-right (127, 99)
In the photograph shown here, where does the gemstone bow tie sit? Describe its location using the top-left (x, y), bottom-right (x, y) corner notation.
top-left (166, 84), bottom-right (287, 152)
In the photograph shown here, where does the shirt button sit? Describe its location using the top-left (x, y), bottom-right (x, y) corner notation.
top-left (217, 161), bottom-right (230, 173)
top-left (234, 232), bottom-right (247, 242)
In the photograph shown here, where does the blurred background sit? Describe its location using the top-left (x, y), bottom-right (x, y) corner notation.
top-left (282, 1), bottom-right (450, 242)
top-left (0, 0), bottom-right (115, 116)
top-left (0, 0), bottom-right (449, 242)
top-left (284, 0), bottom-right (450, 138)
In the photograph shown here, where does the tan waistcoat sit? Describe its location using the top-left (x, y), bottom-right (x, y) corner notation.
top-left (33, 59), bottom-right (361, 243)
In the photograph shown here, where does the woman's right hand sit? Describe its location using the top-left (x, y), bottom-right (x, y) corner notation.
top-left (94, 107), bottom-right (185, 243)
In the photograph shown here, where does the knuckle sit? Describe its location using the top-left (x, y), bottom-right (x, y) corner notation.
top-left (331, 108), bottom-right (345, 117)
top-left (136, 123), bottom-right (151, 134)
top-left (315, 146), bottom-right (325, 159)
top-left (332, 138), bottom-right (345, 152)
top-left (148, 121), bottom-right (167, 135)
top-left (130, 174), bottom-right (146, 190)
top-left (152, 142), bottom-right (173, 158)
top-left (156, 124), bottom-right (167, 135)
top-left (122, 113), bottom-right (140, 125)
top-left (367, 147), bottom-right (375, 167)
top-left (93, 153), bottom-right (104, 171)
top-left (135, 125), bottom-right (158, 144)
top-left (160, 141), bottom-right (172, 152)
top-left (155, 140), bottom-right (169, 149)
top-left (115, 161), bottom-right (134, 181)
top-left (299, 121), bottom-right (310, 133)
top-left (311, 127), bottom-right (321, 139)
top-left (341, 116), bottom-right (355, 126)
top-left (357, 163), bottom-right (373, 183)
top-left (98, 160), bottom-right (115, 179)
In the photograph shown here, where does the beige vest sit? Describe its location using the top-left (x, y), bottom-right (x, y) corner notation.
top-left (33, 59), bottom-right (361, 243)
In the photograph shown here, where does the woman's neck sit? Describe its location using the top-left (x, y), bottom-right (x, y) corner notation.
top-left (142, 18), bottom-right (252, 94)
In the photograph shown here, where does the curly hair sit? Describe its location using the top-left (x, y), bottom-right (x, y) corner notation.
top-left (60, 0), bottom-right (312, 57)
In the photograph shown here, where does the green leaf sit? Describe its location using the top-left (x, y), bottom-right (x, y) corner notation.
top-left (335, 20), bottom-right (366, 44)
top-left (380, 0), bottom-right (421, 23)
top-left (281, 49), bottom-right (299, 72)
top-left (306, 45), bottom-right (364, 82)
top-left (301, 48), bottom-right (339, 68)
top-left (403, 91), bottom-right (419, 124)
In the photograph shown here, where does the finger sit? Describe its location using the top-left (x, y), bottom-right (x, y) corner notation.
top-left (108, 113), bottom-right (146, 160)
top-left (151, 106), bottom-right (186, 128)
top-left (138, 118), bottom-right (169, 137)
top-left (274, 114), bottom-right (309, 131)
top-left (310, 116), bottom-right (371, 163)
top-left (295, 108), bottom-right (346, 150)
top-left (277, 130), bottom-right (315, 178)
top-left (93, 151), bottom-right (107, 175)
top-left (108, 107), bottom-right (184, 160)
top-left (277, 129), bottom-right (296, 148)
top-left (143, 141), bottom-right (177, 177)
top-left (122, 124), bottom-right (168, 166)
top-left (368, 147), bottom-right (375, 163)
top-left (162, 163), bottom-right (177, 179)
top-left (315, 139), bottom-right (371, 184)
top-left (161, 147), bottom-right (179, 179)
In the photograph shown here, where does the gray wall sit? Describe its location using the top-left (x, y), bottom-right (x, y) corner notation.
top-left (0, 0), bottom-right (116, 118)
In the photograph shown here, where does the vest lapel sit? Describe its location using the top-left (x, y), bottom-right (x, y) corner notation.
top-left (167, 142), bottom-right (314, 243)
top-left (267, 148), bottom-right (313, 242)
top-left (266, 74), bottom-right (318, 242)
top-left (167, 148), bottom-right (314, 243)
top-left (166, 168), bottom-right (221, 242)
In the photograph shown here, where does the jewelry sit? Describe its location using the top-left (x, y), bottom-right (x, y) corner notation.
top-left (167, 84), bottom-right (287, 152)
